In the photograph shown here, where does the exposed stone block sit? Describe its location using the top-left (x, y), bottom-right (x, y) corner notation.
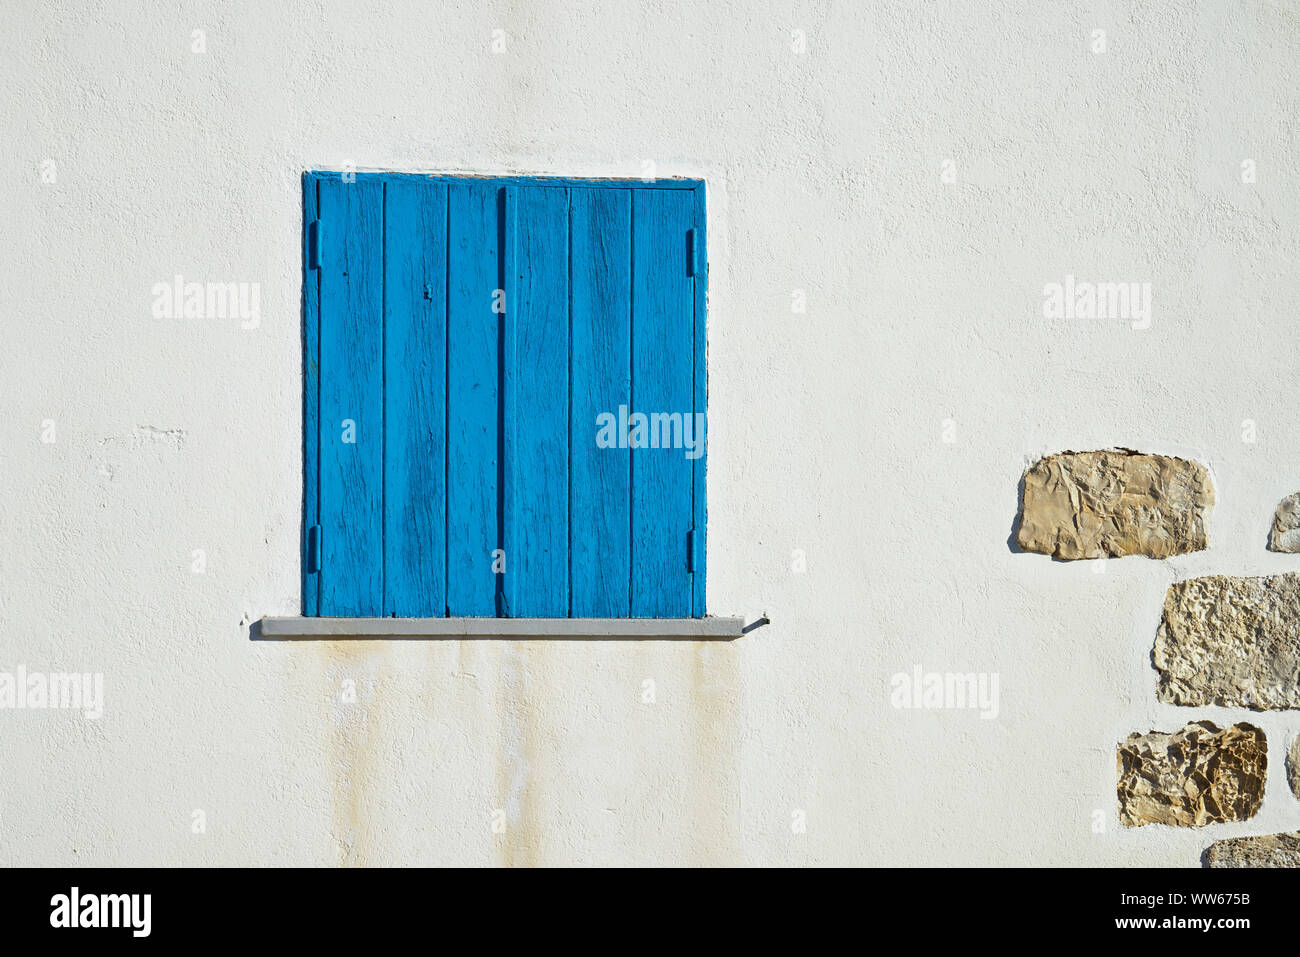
top-left (1154, 573), bottom-right (1300, 710)
top-left (1289, 735), bottom-right (1300, 800)
top-left (1016, 449), bottom-right (1212, 560)
top-left (1204, 832), bottom-right (1300, 868)
top-left (1268, 492), bottom-right (1300, 553)
top-left (1117, 722), bottom-right (1266, 827)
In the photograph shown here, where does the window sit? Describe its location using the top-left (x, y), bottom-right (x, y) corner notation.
top-left (301, 172), bottom-right (707, 620)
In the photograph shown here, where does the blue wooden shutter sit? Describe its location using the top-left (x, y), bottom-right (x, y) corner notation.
top-left (446, 182), bottom-right (502, 616)
top-left (570, 187), bottom-right (632, 616)
top-left (629, 188), bottom-right (696, 617)
top-left (503, 185), bottom-right (571, 616)
top-left (304, 174), bottom-right (705, 619)
top-left (690, 184), bottom-right (707, 617)
top-left (316, 177), bottom-right (384, 617)
top-left (301, 177), bottom-right (320, 616)
top-left (383, 179), bottom-right (447, 617)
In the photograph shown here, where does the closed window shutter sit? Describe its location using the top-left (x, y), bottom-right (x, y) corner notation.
top-left (630, 188), bottom-right (696, 618)
top-left (305, 175), bottom-right (705, 619)
top-left (317, 177), bottom-right (383, 617)
top-left (503, 185), bottom-right (570, 616)
top-left (570, 187), bottom-right (631, 617)
top-left (445, 182), bottom-right (502, 617)
top-left (383, 179), bottom-right (448, 617)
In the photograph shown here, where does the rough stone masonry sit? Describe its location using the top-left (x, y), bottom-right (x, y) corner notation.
top-left (1204, 832), bottom-right (1300, 868)
top-left (1268, 492), bottom-right (1300, 553)
top-left (1153, 572), bottom-right (1300, 710)
top-left (1018, 452), bottom-right (1296, 854)
top-left (1016, 449), bottom-right (1213, 560)
top-left (1289, 735), bottom-right (1300, 800)
top-left (1117, 722), bottom-right (1266, 828)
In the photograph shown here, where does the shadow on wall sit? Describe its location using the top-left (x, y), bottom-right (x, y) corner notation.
top-left (1006, 470), bottom-right (1027, 555)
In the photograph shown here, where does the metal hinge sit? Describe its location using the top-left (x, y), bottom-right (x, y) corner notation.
top-left (307, 220), bottom-right (321, 269)
top-left (686, 229), bottom-right (699, 276)
top-left (306, 525), bottom-right (321, 574)
top-left (686, 528), bottom-right (696, 572)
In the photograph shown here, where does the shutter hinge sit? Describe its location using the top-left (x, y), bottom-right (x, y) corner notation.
top-left (686, 528), bottom-right (696, 573)
top-left (686, 229), bottom-right (699, 277)
top-left (307, 220), bottom-right (321, 269)
top-left (306, 525), bottom-right (321, 574)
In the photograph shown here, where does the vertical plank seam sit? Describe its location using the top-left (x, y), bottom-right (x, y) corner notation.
top-left (302, 175), bottom-right (308, 612)
top-left (303, 176), bottom-right (310, 610)
top-left (380, 180), bottom-right (388, 616)
top-left (627, 191), bottom-right (635, 618)
top-left (567, 189), bottom-right (574, 618)
top-left (496, 186), bottom-right (508, 618)
top-left (310, 175), bottom-right (322, 615)
top-left (697, 184), bottom-right (707, 617)
top-left (444, 187), bottom-right (452, 617)
top-left (690, 193), bottom-right (698, 615)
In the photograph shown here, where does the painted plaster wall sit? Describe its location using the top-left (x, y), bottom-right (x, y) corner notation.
top-left (2, 0), bottom-right (1299, 865)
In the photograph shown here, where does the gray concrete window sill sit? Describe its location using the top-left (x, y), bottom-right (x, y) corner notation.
top-left (257, 616), bottom-right (748, 641)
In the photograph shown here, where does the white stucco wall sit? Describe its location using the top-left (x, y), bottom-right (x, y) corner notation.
top-left (3, 0), bottom-right (1299, 866)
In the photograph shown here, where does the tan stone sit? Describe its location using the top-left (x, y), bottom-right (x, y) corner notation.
top-left (1117, 722), bottom-right (1266, 827)
top-left (1204, 832), bottom-right (1300, 868)
top-left (1015, 449), bottom-right (1213, 560)
top-left (1268, 492), bottom-right (1300, 553)
top-left (1153, 573), bottom-right (1300, 710)
top-left (1289, 735), bottom-right (1300, 800)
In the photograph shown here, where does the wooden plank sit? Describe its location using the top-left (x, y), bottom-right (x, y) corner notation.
top-left (383, 180), bottom-right (448, 617)
top-left (302, 174), bottom-right (321, 615)
top-left (569, 188), bottom-right (632, 617)
top-left (446, 182), bottom-right (501, 616)
top-left (691, 183), bottom-right (707, 617)
top-left (630, 188), bottom-right (694, 617)
top-left (504, 185), bottom-right (570, 617)
top-left (317, 178), bottom-right (385, 616)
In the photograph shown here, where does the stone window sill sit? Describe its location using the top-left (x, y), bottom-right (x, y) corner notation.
top-left (256, 616), bottom-right (750, 641)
